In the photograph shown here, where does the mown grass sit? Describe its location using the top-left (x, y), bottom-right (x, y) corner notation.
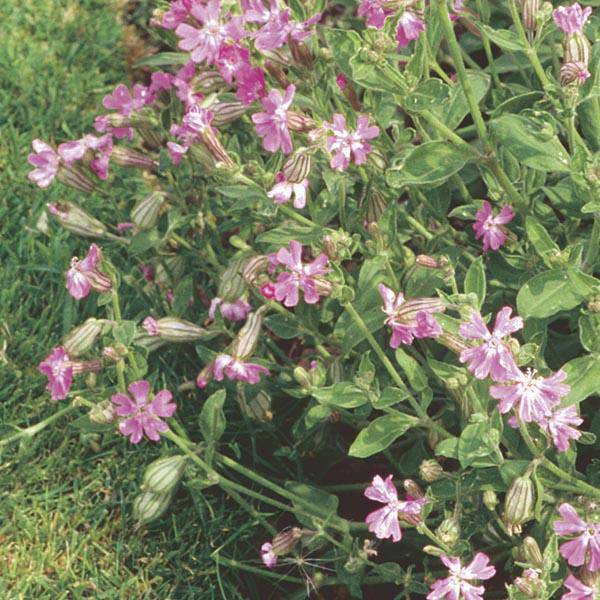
top-left (0, 2), bottom-right (262, 597)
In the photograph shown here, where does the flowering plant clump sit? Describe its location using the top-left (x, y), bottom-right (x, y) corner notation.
top-left (17, 0), bottom-right (600, 595)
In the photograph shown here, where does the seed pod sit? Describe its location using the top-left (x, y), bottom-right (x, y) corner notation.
top-left (521, 0), bottom-right (541, 34)
top-left (483, 490), bottom-right (499, 511)
top-left (565, 32), bottom-right (590, 66)
top-left (47, 202), bottom-right (107, 238)
top-left (131, 192), bottom-right (167, 230)
top-left (211, 101), bottom-right (247, 126)
top-left (242, 255), bottom-right (269, 285)
top-left (503, 475), bottom-right (535, 534)
top-left (272, 527), bottom-right (303, 555)
top-left (366, 188), bottom-right (388, 224)
top-left (560, 61), bottom-right (590, 86)
top-left (231, 307), bottom-right (266, 359)
top-left (419, 459), bottom-right (444, 483)
top-left (63, 318), bottom-right (104, 356)
top-left (264, 60), bottom-right (290, 88)
top-left (283, 148), bottom-right (311, 183)
top-left (145, 317), bottom-right (208, 343)
top-left (192, 70), bottom-right (226, 93)
top-left (111, 147), bottom-right (157, 171)
top-left (218, 257), bottom-right (247, 302)
top-left (142, 455), bottom-right (187, 494)
top-left (155, 255), bottom-right (186, 287)
top-left (416, 255), bottom-right (439, 269)
top-left (89, 399), bottom-right (116, 424)
top-left (133, 490), bottom-right (173, 524)
top-left (522, 537), bottom-right (544, 569)
top-left (287, 111), bottom-right (315, 133)
top-left (56, 165), bottom-right (96, 193)
top-left (238, 389), bottom-right (273, 422)
top-left (403, 479), bottom-right (425, 499)
top-left (293, 366), bottom-right (312, 389)
top-left (288, 36), bottom-right (313, 68)
top-left (436, 517), bottom-right (460, 546)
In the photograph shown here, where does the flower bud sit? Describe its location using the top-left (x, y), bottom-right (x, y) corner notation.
top-left (367, 147), bottom-right (387, 170)
top-left (283, 148), bottom-right (311, 183)
top-left (366, 188), bottom-right (388, 224)
top-left (143, 316), bottom-right (209, 343)
top-left (483, 490), bottom-right (499, 511)
top-left (423, 545), bottom-right (445, 557)
top-left (272, 527), bottom-right (303, 555)
top-left (111, 147), bottom-right (158, 171)
top-left (416, 255), bottom-right (439, 269)
top-left (522, 0), bottom-right (541, 34)
top-left (89, 399), bottom-right (116, 424)
top-left (403, 479), bottom-right (425, 499)
top-left (192, 70), bottom-right (226, 93)
top-left (419, 459), bottom-right (444, 482)
top-left (579, 566), bottom-right (599, 587)
top-left (218, 257), bottom-right (247, 302)
top-left (131, 191), bottom-right (167, 230)
top-left (238, 389), bottom-right (273, 422)
top-left (288, 37), bottom-right (313, 68)
top-left (133, 490), bottom-right (173, 524)
top-left (522, 537), bottom-right (544, 569)
top-left (57, 165), bottom-right (96, 193)
top-left (142, 455), bottom-right (187, 494)
top-left (565, 32), bottom-right (590, 67)
top-left (63, 318), bottom-right (104, 356)
top-left (436, 517), bottom-right (460, 546)
top-left (560, 61), bottom-right (590, 86)
top-left (242, 255), bottom-right (269, 285)
top-left (293, 366), bottom-right (312, 389)
top-left (155, 255), bottom-right (186, 287)
top-left (287, 111), bottom-right (315, 133)
top-left (211, 101), bottom-right (248, 126)
top-left (230, 307), bottom-right (265, 359)
top-left (264, 60), bottom-right (290, 88)
top-left (47, 202), bottom-right (107, 238)
top-left (503, 475), bottom-right (535, 534)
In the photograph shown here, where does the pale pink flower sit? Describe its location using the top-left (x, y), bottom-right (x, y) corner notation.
top-left (208, 297), bottom-right (252, 322)
top-left (216, 44), bottom-right (250, 83)
top-left (27, 139), bottom-right (60, 188)
top-left (111, 380), bottom-right (176, 444)
top-left (116, 222), bottom-right (134, 233)
top-left (378, 284), bottom-right (444, 348)
top-left (542, 405), bottom-right (583, 452)
top-left (261, 542), bottom-right (277, 568)
top-left (324, 114), bottom-right (379, 171)
top-left (364, 474), bottom-right (426, 542)
top-left (252, 85), bottom-right (295, 154)
top-left (554, 503), bottom-right (600, 571)
top-left (396, 11), bottom-right (426, 48)
top-left (358, 0), bottom-right (393, 29)
top-left (553, 3), bottom-right (592, 35)
top-left (235, 65), bottom-right (266, 105)
top-left (459, 307), bottom-right (523, 381)
top-left (213, 353), bottom-right (270, 384)
top-left (94, 115), bottom-right (133, 142)
top-left (175, 0), bottom-right (244, 65)
top-left (38, 346), bottom-right (73, 401)
top-left (473, 201), bottom-right (514, 252)
top-left (167, 141), bottom-right (189, 165)
top-left (427, 553), bottom-right (496, 600)
top-left (157, 0), bottom-right (191, 30)
top-left (143, 316), bottom-right (160, 336)
top-left (66, 244), bottom-right (112, 300)
top-left (267, 172), bottom-right (308, 209)
top-left (58, 134), bottom-right (113, 180)
top-left (490, 368), bottom-right (570, 424)
top-left (149, 71), bottom-right (174, 95)
top-left (562, 574), bottom-right (596, 600)
top-left (272, 240), bottom-right (330, 307)
top-left (102, 83), bottom-right (152, 116)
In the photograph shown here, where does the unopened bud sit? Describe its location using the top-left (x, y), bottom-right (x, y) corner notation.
top-left (111, 147), bottom-right (157, 171)
top-left (219, 257), bottom-right (247, 302)
top-left (133, 490), bottom-right (173, 524)
top-left (272, 527), bottom-right (303, 556)
top-left (283, 148), bottom-right (311, 183)
top-left (416, 254), bottom-right (439, 269)
top-left (522, 0), bottom-right (541, 33)
top-left (483, 490), bottom-right (499, 511)
top-left (242, 255), bottom-right (269, 285)
top-left (210, 101), bottom-right (247, 126)
top-left (403, 479), bottom-right (424, 499)
top-left (560, 61), bottom-right (590, 86)
top-left (522, 537), bottom-right (544, 568)
top-left (47, 202), bottom-right (107, 238)
top-left (367, 147), bottom-right (387, 170)
top-left (89, 399), bottom-right (116, 424)
top-left (503, 475), bottom-right (535, 534)
top-left (142, 455), bottom-right (187, 494)
top-left (63, 318), bottom-right (104, 356)
top-left (419, 459), bottom-right (444, 482)
top-left (142, 316), bottom-right (209, 343)
top-left (264, 60), bottom-right (291, 88)
top-left (57, 165), bottom-right (96, 193)
top-left (238, 389), bottom-right (273, 422)
top-left (132, 192), bottom-right (167, 230)
top-left (293, 366), bottom-right (312, 389)
top-left (230, 307), bottom-right (266, 359)
top-left (588, 296), bottom-right (600, 313)
top-left (287, 111), bottom-right (315, 133)
top-left (423, 545), bottom-right (445, 557)
top-left (436, 517), bottom-right (460, 546)
top-left (192, 70), bottom-right (226, 93)
top-left (288, 37), bottom-right (313, 68)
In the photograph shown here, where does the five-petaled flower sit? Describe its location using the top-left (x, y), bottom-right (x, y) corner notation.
top-left (554, 503), bottom-right (600, 571)
top-left (267, 172), bottom-right (308, 209)
top-left (66, 244), bottom-right (112, 300)
top-left (324, 114), bottom-right (379, 171)
top-left (473, 201), bottom-right (514, 252)
top-left (553, 2), bottom-right (592, 35)
top-left (540, 404), bottom-right (583, 452)
top-left (28, 139), bottom-right (60, 188)
top-left (252, 85), bottom-right (296, 154)
top-left (364, 474), bottom-right (426, 542)
top-left (396, 11), bottom-right (426, 47)
top-left (357, 0), bottom-right (393, 29)
top-left (427, 553), bottom-right (496, 600)
top-left (562, 574), bottom-right (596, 600)
top-left (459, 307), bottom-right (523, 381)
top-left (111, 380), bottom-right (176, 444)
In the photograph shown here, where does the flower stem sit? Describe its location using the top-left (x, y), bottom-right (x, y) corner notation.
top-left (418, 522), bottom-right (453, 554)
top-left (278, 204), bottom-right (319, 228)
top-left (540, 458), bottom-right (600, 500)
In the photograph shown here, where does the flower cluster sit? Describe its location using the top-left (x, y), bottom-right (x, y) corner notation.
top-left (554, 503), bottom-right (600, 572)
top-left (358, 1), bottom-right (425, 48)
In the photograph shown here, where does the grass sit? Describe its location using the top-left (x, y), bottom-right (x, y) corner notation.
top-left (0, 2), bottom-right (264, 597)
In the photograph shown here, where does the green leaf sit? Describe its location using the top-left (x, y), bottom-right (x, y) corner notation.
top-left (480, 25), bottom-right (526, 52)
top-left (372, 386), bottom-right (411, 409)
top-left (525, 216), bottom-right (560, 267)
top-left (516, 268), bottom-right (598, 318)
top-left (386, 142), bottom-right (471, 188)
top-left (349, 53), bottom-right (401, 94)
top-left (113, 321), bottom-right (136, 347)
top-left (458, 420), bottom-right (498, 468)
top-left (312, 382), bottom-right (368, 408)
top-left (348, 413), bottom-right (417, 458)
top-left (70, 415), bottom-right (113, 433)
top-left (264, 314), bottom-right (300, 339)
top-left (285, 482), bottom-right (342, 530)
top-left (579, 312), bottom-right (600, 353)
top-left (464, 256), bottom-right (486, 308)
top-left (562, 355), bottom-right (600, 405)
top-left (489, 114), bottom-right (570, 172)
top-left (323, 28), bottom-right (361, 75)
top-left (173, 275), bottom-right (194, 316)
top-left (438, 71), bottom-right (491, 130)
top-left (403, 79), bottom-right (450, 112)
top-left (199, 389), bottom-right (227, 445)
top-left (434, 437), bottom-right (459, 459)
top-left (133, 52), bottom-right (189, 68)
top-left (130, 229), bottom-right (162, 255)
top-left (395, 348), bottom-right (428, 391)
top-left (255, 224), bottom-right (323, 247)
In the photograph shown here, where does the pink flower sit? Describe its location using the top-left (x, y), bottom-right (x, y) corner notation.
top-left (364, 475), bottom-right (426, 542)
top-left (553, 3), bottom-right (592, 35)
top-left (358, 0), bottom-right (393, 29)
top-left (156, 0), bottom-right (191, 30)
top-left (542, 405), bottom-right (583, 452)
top-left (396, 11), bottom-right (426, 48)
top-left (459, 307), bottom-right (523, 381)
top-left (378, 284), bottom-right (444, 348)
top-left (554, 503), bottom-right (600, 571)
top-left (66, 244), bottom-right (112, 300)
top-left (490, 368), bottom-right (570, 424)
top-left (102, 83), bottom-right (152, 117)
top-left (336, 73), bottom-right (348, 90)
top-left (473, 201), bottom-right (514, 252)
top-left (562, 574), bottom-right (596, 600)
top-left (94, 115), bottom-right (133, 142)
top-left (427, 553), bottom-right (496, 600)
top-left (149, 71), bottom-right (174, 95)
top-left (261, 542), bottom-right (277, 568)
top-left (252, 85), bottom-right (295, 154)
top-left (267, 172), bottom-right (308, 209)
top-left (235, 65), bottom-right (266, 105)
top-left (27, 139), bottom-right (60, 188)
top-left (111, 380), bottom-right (176, 444)
top-left (324, 114), bottom-right (379, 171)
top-left (143, 316), bottom-right (160, 336)
top-left (213, 353), bottom-right (270, 384)
top-left (216, 44), bottom-right (250, 84)
top-left (175, 0), bottom-right (244, 65)
top-left (208, 297), bottom-right (252, 322)
top-left (38, 346), bottom-right (73, 401)
top-left (272, 240), bottom-right (330, 307)
top-left (58, 134), bottom-right (113, 180)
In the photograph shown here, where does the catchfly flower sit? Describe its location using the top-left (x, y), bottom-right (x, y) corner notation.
top-left (358, 0), bottom-right (393, 29)
top-left (553, 2), bottom-right (592, 34)
top-left (260, 542), bottom-right (277, 568)
top-left (562, 574), bottom-right (596, 600)
top-left (427, 553), bottom-right (496, 600)
top-left (490, 368), bottom-right (570, 424)
top-left (197, 354), bottom-right (270, 387)
top-left (541, 404), bottom-right (583, 452)
top-left (364, 475), bottom-right (426, 542)
top-left (27, 139), bottom-right (60, 188)
top-left (459, 307), bottom-right (523, 381)
top-left (324, 114), bottom-right (379, 171)
top-left (378, 284), bottom-right (444, 348)
top-left (111, 380), bottom-right (176, 444)
top-left (554, 503), bottom-right (600, 571)
top-left (473, 201), bottom-right (514, 252)
top-left (252, 85), bottom-right (296, 154)
top-left (267, 172), bottom-right (308, 209)
top-left (66, 244), bottom-right (112, 300)
top-left (395, 11), bottom-right (426, 48)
